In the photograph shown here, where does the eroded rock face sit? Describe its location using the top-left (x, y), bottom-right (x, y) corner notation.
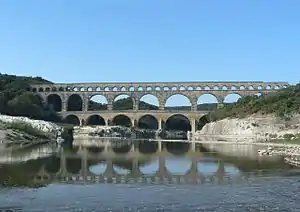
top-left (195, 114), bottom-right (300, 142)
top-left (0, 115), bottom-right (63, 138)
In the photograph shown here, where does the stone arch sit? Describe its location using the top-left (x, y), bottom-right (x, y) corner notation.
top-left (248, 86), bottom-right (254, 90)
top-left (38, 87), bottom-right (44, 92)
top-left (73, 87), bottom-right (79, 91)
top-left (165, 142), bottom-right (191, 156)
top-left (138, 141), bottom-right (158, 154)
top-left (58, 87), bottom-right (64, 91)
top-left (129, 86), bottom-right (135, 91)
top-left (113, 94), bottom-right (134, 110)
top-left (171, 86), bottom-right (177, 91)
top-left (197, 93), bottom-right (218, 110)
top-left (165, 94), bottom-right (192, 111)
top-left (32, 87), bottom-right (37, 92)
top-left (146, 86), bottom-right (152, 91)
top-left (187, 86), bottom-right (194, 91)
top-left (139, 94), bottom-right (159, 110)
top-left (138, 86), bottom-right (144, 91)
top-left (112, 114), bottom-right (132, 127)
top-left (239, 86), bottom-right (245, 90)
top-left (165, 114), bottom-right (191, 132)
top-left (88, 94), bottom-right (108, 111)
top-left (66, 158), bottom-right (82, 174)
top-left (80, 87), bottom-right (86, 92)
top-left (163, 86), bottom-right (170, 91)
top-left (155, 86), bottom-right (161, 91)
top-left (104, 86), bottom-right (110, 91)
top-left (51, 87), bottom-right (57, 92)
top-left (96, 87), bottom-right (101, 91)
top-left (179, 86), bottom-right (186, 91)
top-left (213, 86), bottom-right (219, 90)
top-left (67, 94), bottom-right (83, 111)
top-left (64, 115), bottom-right (80, 126)
top-left (86, 115), bottom-right (106, 126)
top-left (45, 87), bottom-right (50, 92)
top-left (87, 87), bottom-right (93, 91)
top-left (223, 93), bottom-right (242, 103)
top-left (112, 87), bottom-right (118, 92)
top-left (204, 86), bottom-right (210, 90)
top-left (138, 115), bottom-right (159, 129)
top-left (121, 87), bottom-right (127, 91)
top-left (196, 86), bottom-right (201, 90)
top-left (47, 94), bottom-right (62, 112)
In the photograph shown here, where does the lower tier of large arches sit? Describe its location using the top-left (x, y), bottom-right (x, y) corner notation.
top-left (62, 113), bottom-right (209, 132)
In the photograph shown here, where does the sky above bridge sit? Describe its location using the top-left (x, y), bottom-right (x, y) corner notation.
top-left (0, 0), bottom-right (299, 104)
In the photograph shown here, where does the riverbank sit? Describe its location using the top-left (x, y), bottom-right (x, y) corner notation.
top-left (0, 114), bottom-right (65, 148)
top-left (195, 114), bottom-right (300, 142)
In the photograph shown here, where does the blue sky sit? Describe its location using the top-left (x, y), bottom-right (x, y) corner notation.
top-left (0, 0), bottom-right (299, 105)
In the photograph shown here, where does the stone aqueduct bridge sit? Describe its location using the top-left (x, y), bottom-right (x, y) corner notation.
top-left (30, 81), bottom-right (288, 132)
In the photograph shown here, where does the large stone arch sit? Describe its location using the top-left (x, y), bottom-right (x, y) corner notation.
top-left (164, 93), bottom-right (192, 110)
top-left (47, 94), bottom-right (62, 112)
top-left (67, 94), bottom-right (83, 111)
top-left (64, 114), bottom-right (80, 126)
top-left (139, 94), bottom-right (159, 110)
top-left (86, 115), bottom-right (106, 126)
top-left (88, 94), bottom-right (108, 111)
top-left (112, 114), bottom-right (132, 127)
top-left (138, 114), bottom-right (159, 130)
top-left (223, 92), bottom-right (242, 103)
top-left (165, 114), bottom-right (191, 132)
top-left (197, 93), bottom-right (219, 110)
top-left (113, 94), bottom-right (135, 110)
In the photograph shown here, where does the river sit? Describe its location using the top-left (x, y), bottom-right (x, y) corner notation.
top-left (0, 139), bottom-right (300, 211)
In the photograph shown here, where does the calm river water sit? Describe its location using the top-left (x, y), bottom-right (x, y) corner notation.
top-left (0, 139), bottom-right (300, 211)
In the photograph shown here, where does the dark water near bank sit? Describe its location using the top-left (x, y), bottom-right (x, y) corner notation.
top-left (0, 139), bottom-right (300, 211)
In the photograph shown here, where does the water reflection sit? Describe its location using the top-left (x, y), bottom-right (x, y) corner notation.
top-left (0, 139), bottom-right (297, 188)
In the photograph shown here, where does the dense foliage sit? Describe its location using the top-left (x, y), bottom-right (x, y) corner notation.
top-left (206, 83), bottom-right (300, 122)
top-left (0, 74), bottom-right (61, 121)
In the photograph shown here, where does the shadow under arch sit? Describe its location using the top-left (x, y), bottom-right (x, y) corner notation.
top-left (138, 141), bottom-right (158, 154)
top-left (165, 142), bottom-right (190, 155)
top-left (138, 114), bottom-right (158, 129)
top-left (47, 94), bottom-right (62, 112)
top-left (86, 115), bottom-right (106, 126)
top-left (165, 114), bottom-right (191, 132)
top-left (64, 115), bottom-right (80, 126)
top-left (112, 144), bottom-right (133, 154)
top-left (86, 146), bottom-right (105, 154)
top-left (66, 158), bottom-right (82, 174)
top-left (112, 114), bottom-right (132, 127)
top-left (44, 156), bottom-right (61, 173)
top-left (67, 94), bottom-right (83, 111)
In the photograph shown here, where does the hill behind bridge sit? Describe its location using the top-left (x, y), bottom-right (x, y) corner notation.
top-left (204, 83), bottom-right (300, 123)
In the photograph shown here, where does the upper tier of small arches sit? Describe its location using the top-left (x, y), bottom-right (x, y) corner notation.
top-left (30, 83), bottom-right (288, 93)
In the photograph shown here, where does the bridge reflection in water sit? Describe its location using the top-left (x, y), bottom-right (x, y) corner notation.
top-left (30, 140), bottom-right (242, 186)
top-left (0, 140), bottom-right (291, 188)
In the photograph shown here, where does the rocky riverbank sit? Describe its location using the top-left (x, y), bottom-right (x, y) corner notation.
top-left (195, 114), bottom-right (300, 142)
top-left (0, 115), bottom-right (65, 147)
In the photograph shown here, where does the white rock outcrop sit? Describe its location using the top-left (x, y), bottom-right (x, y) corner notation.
top-left (195, 114), bottom-right (300, 142)
top-left (0, 114), bottom-right (63, 137)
